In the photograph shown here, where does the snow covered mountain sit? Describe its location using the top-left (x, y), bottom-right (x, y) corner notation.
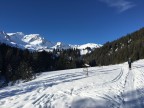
top-left (72, 43), bottom-right (102, 55)
top-left (0, 31), bottom-right (102, 54)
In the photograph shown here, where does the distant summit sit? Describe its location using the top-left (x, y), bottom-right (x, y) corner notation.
top-left (0, 31), bottom-right (102, 55)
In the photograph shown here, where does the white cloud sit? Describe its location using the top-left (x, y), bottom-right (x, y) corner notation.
top-left (99, 0), bottom-right (136, 12)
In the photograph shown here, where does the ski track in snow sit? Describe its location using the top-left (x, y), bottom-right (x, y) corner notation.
top-left (121, 69), bottom-right (134, 108)
top-left (120, 62), bottom-right (144, 108)
top-left (0, 60), bottom-right (144, 108)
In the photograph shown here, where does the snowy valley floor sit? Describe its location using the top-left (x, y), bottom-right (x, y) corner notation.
top-left (0, 60), bottom-right (144, 108)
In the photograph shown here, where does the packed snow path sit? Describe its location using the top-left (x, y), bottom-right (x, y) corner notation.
top-left (0, 60), bottom-right (144, 108)
top-left (121, 62), bottom-right (144, 108)
top-left (121, 69), bottom-right (134, 108)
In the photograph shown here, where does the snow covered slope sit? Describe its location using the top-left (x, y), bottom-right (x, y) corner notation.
top-left (0, 60), bottom-right (144, 108)
top-left (73, 43), bottom-right (102, 55)
top-left (0, 31), bottom-right (102, 54)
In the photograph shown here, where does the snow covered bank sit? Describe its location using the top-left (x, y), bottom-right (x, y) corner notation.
top-left (0, 60), bottom-right (144, 108)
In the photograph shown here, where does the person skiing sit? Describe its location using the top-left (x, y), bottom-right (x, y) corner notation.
top-left (128, 58), bottom-right (132, 69)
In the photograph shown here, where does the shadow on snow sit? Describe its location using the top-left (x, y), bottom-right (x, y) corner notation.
top-left (71, 88), bottom-right (144, 108)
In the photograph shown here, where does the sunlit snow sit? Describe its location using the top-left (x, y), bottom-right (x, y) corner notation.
top-left (0, 60), bottom-right (144, 108)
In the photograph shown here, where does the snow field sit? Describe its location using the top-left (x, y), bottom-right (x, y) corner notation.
top-left (0, 60), bottom-right (144, 108)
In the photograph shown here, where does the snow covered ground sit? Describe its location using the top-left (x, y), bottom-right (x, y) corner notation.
top-left (0, 60), bottom-right (144, 108)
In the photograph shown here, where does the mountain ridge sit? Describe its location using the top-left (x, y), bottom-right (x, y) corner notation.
top-left (0, 31), bottom-right (102, 55)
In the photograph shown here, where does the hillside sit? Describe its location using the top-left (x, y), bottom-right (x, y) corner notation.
top-left (85, 28), bottom-right (144, 66)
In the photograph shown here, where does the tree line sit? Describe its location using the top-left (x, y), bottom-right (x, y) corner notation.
top-left (0, 43), bottom-right (83, 86)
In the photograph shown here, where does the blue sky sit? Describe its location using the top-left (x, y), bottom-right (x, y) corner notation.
top-left (0, 0), bottom-right (144, 44)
